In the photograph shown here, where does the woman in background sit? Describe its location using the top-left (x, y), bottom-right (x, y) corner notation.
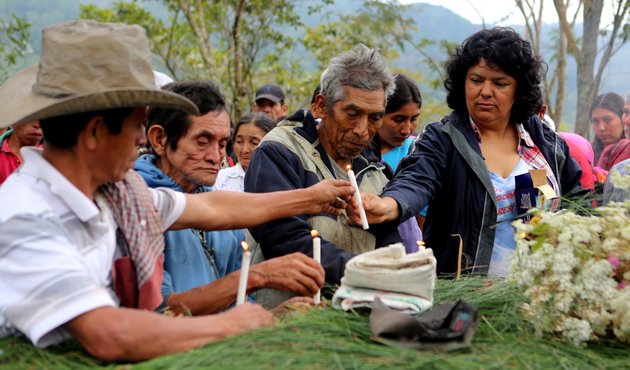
top-left (590, 92), bottom-right (627, 168)
top-left (594, 92), bottom-right (630, 171)
top-left (376, 74), bottom-right (425, 252)
top-left (215, 112), bottom-right (275, 191)
top-left (379, 74), bottom-right (422, 171)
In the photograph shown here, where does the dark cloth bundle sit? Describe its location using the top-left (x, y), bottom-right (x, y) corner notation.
top-left (369, 297), bottom-right (478, 351)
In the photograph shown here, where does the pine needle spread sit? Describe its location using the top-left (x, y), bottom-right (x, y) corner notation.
top-left (1, 278), bottom-right (629, 369)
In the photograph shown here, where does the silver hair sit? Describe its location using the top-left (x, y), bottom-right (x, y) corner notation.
top-left (319, 44), bottom-right (396, 111)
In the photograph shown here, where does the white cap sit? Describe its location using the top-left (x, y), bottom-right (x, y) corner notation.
top-left (153, 70), bottom-right (174, 88)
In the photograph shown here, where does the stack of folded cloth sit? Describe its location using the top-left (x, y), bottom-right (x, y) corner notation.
top-left (332, 243), bottom-right (436, 314)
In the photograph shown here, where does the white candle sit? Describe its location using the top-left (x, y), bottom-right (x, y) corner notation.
top-left (236, 241), bottom-right (251, 306)
top-left (346, 165), bottom-right (369, 230)
top-left (311, 230), bottom-right (321, 304)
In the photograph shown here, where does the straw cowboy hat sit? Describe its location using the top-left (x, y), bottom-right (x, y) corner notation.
top-left (0, 20), bottom-right (198, 129)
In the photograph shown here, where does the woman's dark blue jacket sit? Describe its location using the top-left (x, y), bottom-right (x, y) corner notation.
top-left (381, 111), bottom-right (585, 275)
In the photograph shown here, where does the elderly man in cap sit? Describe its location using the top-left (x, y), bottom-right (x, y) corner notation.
top-left (135, 79), bottom-right (326, 315)
top-left (0, 20), bottom-right (354, 362)
top-left (253, 83), bottom-right (289, 122)
top-left (245, 45), bottom-right (401, 307)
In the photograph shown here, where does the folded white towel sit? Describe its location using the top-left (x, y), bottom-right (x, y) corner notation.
top-left (341, 243), bottom-right (437, 302)
top-left (332, 284), bottom-right (432, 314)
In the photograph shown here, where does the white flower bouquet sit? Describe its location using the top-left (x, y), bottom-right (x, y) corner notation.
top-left (510, 171), bottom-right (630, 346)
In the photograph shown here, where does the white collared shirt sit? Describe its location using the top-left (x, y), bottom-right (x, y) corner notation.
top-left (0, 148), bottom-right (185, 347)
top-left (215, 163), bottom-right (246, 192)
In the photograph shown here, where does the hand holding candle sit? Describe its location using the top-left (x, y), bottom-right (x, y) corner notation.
top-left (236, 241), bottom-right (251, 306)
top-left (311, 230), bottom-right (321, 305)
top-left (346, 164), bottom-right (369, 230)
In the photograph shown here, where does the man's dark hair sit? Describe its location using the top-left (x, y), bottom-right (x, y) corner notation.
top-left (386, 74), bottom-right (422, 114)
top-left (444, 27), bottom-right (545, 124)
top-left (147, 80), bottom-right (227, 151)
top-left (40, 108), bottom-right (136, 149)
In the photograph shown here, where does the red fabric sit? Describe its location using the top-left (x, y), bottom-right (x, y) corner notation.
top-left (138, 255), bottom-right (164, 310)
top-left (597, 139), bottom-right (630, 171)
top-left (113, 256), bottom-right (139, 308)
top-left (113, 254), bottom-right (164, 309)
top-left (0, 138), bottom-right (21, 184)
top-left (98, 171), bottom-right (166, 311)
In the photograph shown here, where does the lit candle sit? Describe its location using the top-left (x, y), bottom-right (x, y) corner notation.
top-left (236, 241), bottom-right (251, 306)
top-left (311, 230), bottom-right (321, 304)
top-left (416, 240), bottom-right (426, 251)
top-left (346, 164), bottom-right (369, 230)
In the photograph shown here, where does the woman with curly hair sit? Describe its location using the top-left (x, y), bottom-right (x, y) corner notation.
top-left (352, 27), bottom-right (584, 278)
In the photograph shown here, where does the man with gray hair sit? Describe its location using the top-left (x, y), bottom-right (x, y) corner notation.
top-left (245, 45), bottom-right (401, 299)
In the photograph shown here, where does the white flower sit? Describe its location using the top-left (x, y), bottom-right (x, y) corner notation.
top-left (560, 317), bottom-right (593, 346)
top-left (509, 194), bottom-right (630, 346)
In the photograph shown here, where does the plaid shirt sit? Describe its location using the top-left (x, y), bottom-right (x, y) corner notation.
top-left (470, 118), bottom-right (560, 211)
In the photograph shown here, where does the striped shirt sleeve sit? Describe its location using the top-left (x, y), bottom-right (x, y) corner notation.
top-left (0, 213), bottom-right (116, 347)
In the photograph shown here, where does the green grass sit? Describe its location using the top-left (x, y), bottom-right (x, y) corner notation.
top-left (1, 278), bottom-right (628, 369)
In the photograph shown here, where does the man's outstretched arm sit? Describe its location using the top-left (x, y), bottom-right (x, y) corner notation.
top-left (65, 303), bottom-right (274, 362)
top-left (171, 179), bottom-right (354, 231)
top-left (164, 252), bottom-right (325, 316)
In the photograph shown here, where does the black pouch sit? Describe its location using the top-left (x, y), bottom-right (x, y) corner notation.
top-left (369, 297), bottom-right (478, 351)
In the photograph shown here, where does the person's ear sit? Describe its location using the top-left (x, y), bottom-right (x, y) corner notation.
top-left (83, 115), bottom-right (105, 151)
top-left (147, 125), bottom-right (168, 156)
top-left (312, 95), bottom-right (327, 120)
top-left (282, 104), bottom-right (289, 115)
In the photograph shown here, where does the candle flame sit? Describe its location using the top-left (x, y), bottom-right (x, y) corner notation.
top-left (241, 241), bottom-right (249, 252)
top-left (311, 230), bottom-right (319, 238)
top-left (416, 240), bottom-right (425, 247)
top-left (345, 164), bottom-right (352, 171)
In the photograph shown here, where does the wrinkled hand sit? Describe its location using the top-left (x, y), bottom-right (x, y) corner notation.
top-left (270, 296), bottom-right (322, 316)
top-left (306, 179), bottom-right (354, 215)
top-left (346, 192), bottom-right (399, 225)
top-left (223, 302), bottom-right (275, 333)
top-left (250, 252), bottom-right (325, 296)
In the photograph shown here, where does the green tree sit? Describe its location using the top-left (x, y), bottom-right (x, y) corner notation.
top-left (80, 0), bottom-right (302, 119)
top-left (302, 0), bottom-right (449, 125)
top-left (515, 0), bottom-right (578, 125)
top-left (0, 14), bottom-right (31, 82)
top-left (303, 1), bottom-right (414, 68)
top-left (554, 0), bottom-right (629, 137)
top-left (80, 0), bottom-right (448, 123)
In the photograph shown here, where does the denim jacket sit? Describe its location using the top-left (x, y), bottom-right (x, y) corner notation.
top-left (134, 154), bottom-right (244, 308)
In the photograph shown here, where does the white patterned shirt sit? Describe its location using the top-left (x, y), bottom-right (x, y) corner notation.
top-left (215, 163), bottom-right (246, 192)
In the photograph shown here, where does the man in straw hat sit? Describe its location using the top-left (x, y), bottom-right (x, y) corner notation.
top-left (0, 20), bottom-right (354, 362)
